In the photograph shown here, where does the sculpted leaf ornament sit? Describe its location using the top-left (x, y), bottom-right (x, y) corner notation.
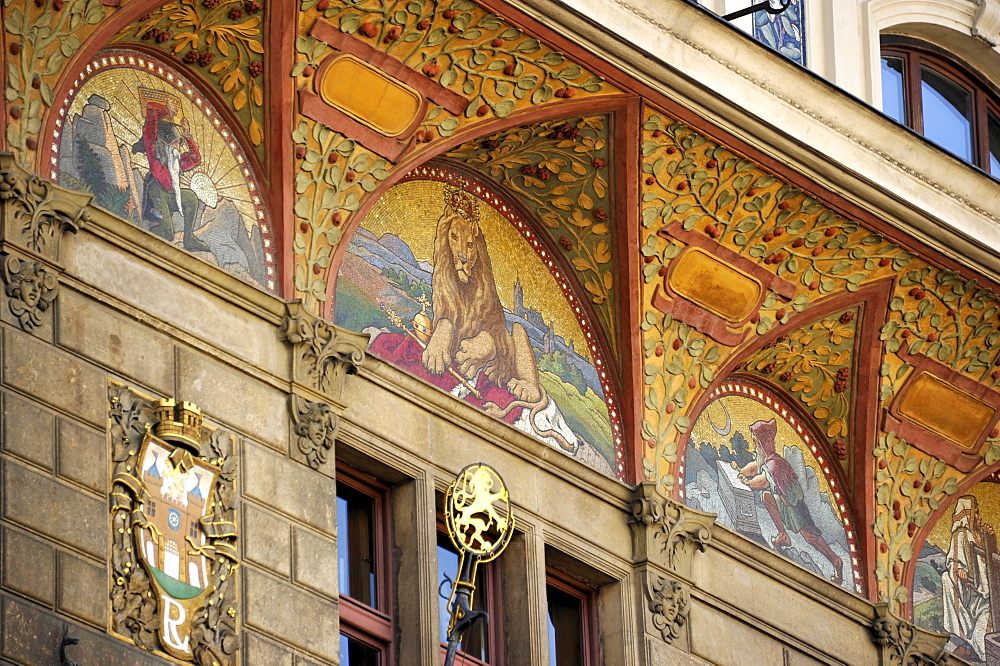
top-left (281, 302), bottom-right (367, 397)
top-left (630, 482), bottom-right (715, 573)
top-left (0, 153), bottom-right (90, 261)
top-left (870, 604), bottom-right (958, 666)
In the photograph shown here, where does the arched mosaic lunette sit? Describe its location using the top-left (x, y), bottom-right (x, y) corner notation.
top-left (332, 163), bottom-right (624, 478)
top-left (910, 470), bottom-right (1000, 664)
top-left (680, 378), bottom-right (863, 593)
top-left (52, 49), bottom-right (276, 292)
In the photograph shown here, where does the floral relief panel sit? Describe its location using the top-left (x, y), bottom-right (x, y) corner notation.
top-left (681, 380), bottom-right (859, 591)
top-left (334, 165), bottom-right (623, 477)
top-left (54, 50), bottom-right (274, 291)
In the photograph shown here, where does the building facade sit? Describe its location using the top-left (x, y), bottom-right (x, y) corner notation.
top-left (2, 0), bottom-right (1000, 663)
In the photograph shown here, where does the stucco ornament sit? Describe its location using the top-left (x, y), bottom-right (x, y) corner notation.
top-left (2, 254), bottom-right (57, 331)
top-left (974, 0), bottom-right (1000, 47)
top-left (0, 153), bottom-right (89, 262)
top-left (631, 483), bottom-right (715, 573)
top-left (281, 301), bottom-right (367, 398)
top-left (291, 395), bottom-right (338, 470)
top-left (647, 575), bottom-right (690, 645)
top-left (870, 604), bottom-right (960, 666)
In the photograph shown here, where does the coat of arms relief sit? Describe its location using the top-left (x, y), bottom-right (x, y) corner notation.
top-left (108, 384), bottom-right (238, 664)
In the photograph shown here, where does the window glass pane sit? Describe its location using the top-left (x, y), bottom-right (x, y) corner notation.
top-left (437, 536), bottom-right (489, 661)
top-left (340, 634), bottom-right (381, 666)
top-left (547, 585), bottom-right (583, 666)
top-left (337, 485), bottom-right (377, 607)
top-left (881, 57), bottom-right (906, 124)
top-left (989, 111), bottom-right (1000, 175)
top-left (920, 66), bottom-right (973, 161)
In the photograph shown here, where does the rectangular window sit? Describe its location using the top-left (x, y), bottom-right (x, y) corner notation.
top-left (147, 500), bottom-right (156, 517)
top-left (338, 467), bottom-right (392, 666)
top-left (437, 530), bottom-right (503, 665)
top-left (546, 568), bottom-right (598, 666)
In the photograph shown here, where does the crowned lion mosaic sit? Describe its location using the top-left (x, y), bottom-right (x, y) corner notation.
top-left (421, 184), bottom-right (542, 404)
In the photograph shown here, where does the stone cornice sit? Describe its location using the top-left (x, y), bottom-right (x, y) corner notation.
top-left (629, 482), bottom-right (715, 577)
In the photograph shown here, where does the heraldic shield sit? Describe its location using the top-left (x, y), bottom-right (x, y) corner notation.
top-left (110, 390), bottom-right (238, 664)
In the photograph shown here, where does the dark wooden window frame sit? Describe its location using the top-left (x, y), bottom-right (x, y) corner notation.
top-left (436, 521), bottom-right (505, 666)
top-left (337, 464), bottom-right (394, 665)
top-left (545, 565), bottom-right (599, 666)
top-left (881, 36), bottom-right (1000, 174)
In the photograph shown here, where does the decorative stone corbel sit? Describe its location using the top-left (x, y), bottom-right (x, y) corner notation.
top-left (974, 0), bottom-right (1000, 48)
top-left (629, 482), bottom-right (716, 577)
top-left (870, 604), bottom-right (961, 665)
top-left (290, 394), bottom-right (338, 472)
top-left (0, 152), bottom-right (90, 262)
top-left (1, 253), bottom-right (58, 332)
top-left (280, 301), bottom-right (368, 400)
top-left (646, 573), bottom-right (691, 645)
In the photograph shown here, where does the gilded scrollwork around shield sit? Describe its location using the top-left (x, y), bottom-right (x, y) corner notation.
top-left (1, 253), bottom-right (57, 332)
top-left (108, 384), bottom-right (239, 665)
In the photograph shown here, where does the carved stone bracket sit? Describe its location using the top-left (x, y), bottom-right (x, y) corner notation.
top-left (646, 572), bottom-right (691, 646)
top-left (1, 252), bottom-right (58, 332)
top-left (630, 482), bottom-right (716, 577)
top-left (0, 152), bottom-right (89, 263)
top-left (870, 604), bottom-right (962, 666)
top-left (281, 301), bottom-right (368, 400)
top-left (290, 394), bottom-right (339, 473)
top-left (974, 0), bottom-right (1000, 47)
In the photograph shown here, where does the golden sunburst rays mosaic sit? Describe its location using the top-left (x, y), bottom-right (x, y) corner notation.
top-left (52, 49), bottom-right (275, 291)
top-left (681, 381), bottom-right (862, 592)
top-left (333, 166), bottom-right (624, 476)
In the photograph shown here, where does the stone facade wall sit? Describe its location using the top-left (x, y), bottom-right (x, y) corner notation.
top-left (0, 161), bottom-right (954, 665)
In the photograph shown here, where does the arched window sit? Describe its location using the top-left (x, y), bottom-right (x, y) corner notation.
top-left (881, 39), bottom-right (1000, 175)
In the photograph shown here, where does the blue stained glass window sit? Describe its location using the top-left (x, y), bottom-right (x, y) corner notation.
top-left (754, 1), bottom-right (806, 66)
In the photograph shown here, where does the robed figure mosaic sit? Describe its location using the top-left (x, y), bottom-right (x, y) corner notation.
top-left (335, 169), bottom-right (619, 476)
top-left (55, 51), bottom-right (274, 291)
top-left (913, 482), bottom-right (1000, 663)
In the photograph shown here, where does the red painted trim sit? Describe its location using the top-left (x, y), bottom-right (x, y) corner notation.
top-left (309, 19), bottom-right (467, 115)
top-left (266, 0), bottom-right (298, 300)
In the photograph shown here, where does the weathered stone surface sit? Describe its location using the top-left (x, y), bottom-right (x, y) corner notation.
top-left (2, 328), bottom-right (105, 426)
top-left (243, 441), bottom-right (337, 536)
top-left (292, 527), bottom-right (339, 599)
top-left (2, 459), bottom-right (106, 559)
top-left (57, 290), bottom-right (174, 395)
top-left (244, 632), bottom-right (295, 666)
top-left (689, 603), bottom-right (784, 665)
top-left (178, 350), bottom-right (288, 452)
top-left (57, 552), bottom-right (107, 628)
top-left (244, 502), bottom-right (292, 577)
top-left (65, 236), bottom-right (287, 376)
top-left (1, 593), bottom-right (63, 664)
top-left (244, 568), bottom-right (339, 661)
top-left (2, 526), bottom-right (55, 605)
top-left (57, 417), bottom-right (106, 493)
top-left (647, 636), bottom-right (712, 665)
top-left (2, 389), bottom-right (55, 470)
top-left (1, 594), bottom-right (161, 665)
